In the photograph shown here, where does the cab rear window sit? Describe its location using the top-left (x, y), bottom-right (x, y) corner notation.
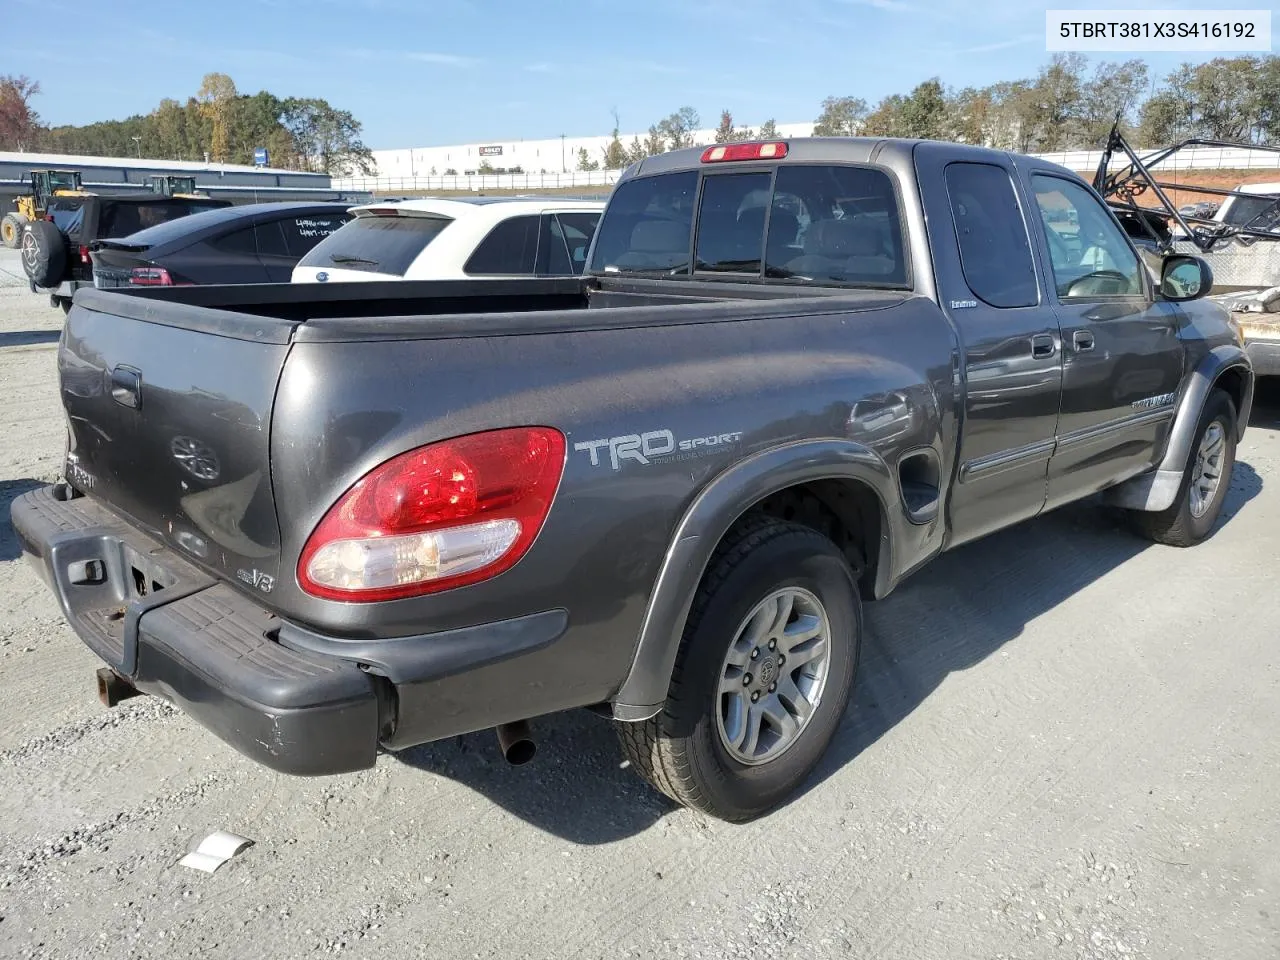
top-left (298, 215), bottom-right (452, 276)
top-left (590, 164), bottom-right (908, 288)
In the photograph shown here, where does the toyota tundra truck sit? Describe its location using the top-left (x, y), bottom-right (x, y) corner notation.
top-left (11, 137), bottom-right (1253, 822)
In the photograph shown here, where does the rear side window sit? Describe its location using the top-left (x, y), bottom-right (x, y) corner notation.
top-left (944, 162), bottom-right (1038, 308)
top-left (212, 226), bottom-right (257, 256)
top-left (464, 215), bottom-right (540, 275)
top-left (255, 221), bottom-right (289, 257)
top-left (299, 215), bottom-right (451, 276)
top-left (589, 171), bottom-right (697, 274)
top-left (283, 215), bottom-right (349, 257)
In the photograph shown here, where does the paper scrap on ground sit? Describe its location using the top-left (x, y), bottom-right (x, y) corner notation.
top-left (179, 831), bottom-right (253, 873)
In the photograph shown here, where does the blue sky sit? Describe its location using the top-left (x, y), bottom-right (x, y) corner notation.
top-left (9, 0), bottom-right (1275, 149)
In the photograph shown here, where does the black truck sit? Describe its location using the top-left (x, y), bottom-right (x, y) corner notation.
top-left (12, 137), bottom-right (1254, 822)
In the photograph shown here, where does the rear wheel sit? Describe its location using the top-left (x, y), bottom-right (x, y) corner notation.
top-left (617, 518), bottom-right (860, 821)
top-left (1134, 388), bottom-right (1237, 547)
top-left (1, 213), bottom-right (26, 249)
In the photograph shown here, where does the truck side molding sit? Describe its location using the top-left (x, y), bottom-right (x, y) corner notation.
top-left (611, 438), bottom-right (905, 721)
top-left (1104, 344), bottom-right (1253, 513)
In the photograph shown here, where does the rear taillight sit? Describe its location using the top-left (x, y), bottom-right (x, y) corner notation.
top-left (298, 427), bottom-right (566, 602)
top-left (128, 266), bottom-right (174, 286)
top-left (78, 245), bottom-right (91, 264)
top-left (701, 142), bottom-right (789, 163)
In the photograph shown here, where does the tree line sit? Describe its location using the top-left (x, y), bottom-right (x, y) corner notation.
top-left (0, 72), bottom-right (374, 176)
top-left (5, 55), bottom-right (1276, 178)
top-left (577, 54), bottom-right (1279, 171)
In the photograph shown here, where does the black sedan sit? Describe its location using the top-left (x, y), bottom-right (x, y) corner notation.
top-left (90, 201), bottom-right (353, 288)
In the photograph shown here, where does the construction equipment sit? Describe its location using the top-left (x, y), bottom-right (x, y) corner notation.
top-left (147, 175), bottom-right (208, 198)
top-left (1, 170), bottom-right (89, 248)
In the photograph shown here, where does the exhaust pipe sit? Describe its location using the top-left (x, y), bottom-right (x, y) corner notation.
top-left (96, 667), bottom-right (142, 708)
top-left (495, 720), bottom-right (536, 765)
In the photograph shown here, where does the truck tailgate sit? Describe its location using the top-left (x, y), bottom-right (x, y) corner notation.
top-left (59, 295), bottom-right (294, 592)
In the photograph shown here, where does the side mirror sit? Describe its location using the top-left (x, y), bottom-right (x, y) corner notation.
top-left (1160, 254), bottom-right (1213, 301)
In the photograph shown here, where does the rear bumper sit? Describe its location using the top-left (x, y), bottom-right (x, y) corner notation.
top-left (10, 485), bottom-right (384, 775)
top-left (11, 484), bottom-right (574, 775)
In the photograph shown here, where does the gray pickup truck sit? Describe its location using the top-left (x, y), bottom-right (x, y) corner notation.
top-left (12, 137), bottom-right (1254, 822)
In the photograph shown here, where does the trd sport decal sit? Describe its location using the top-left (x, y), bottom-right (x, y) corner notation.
top-left (574, 429), bottom-right (744, 471)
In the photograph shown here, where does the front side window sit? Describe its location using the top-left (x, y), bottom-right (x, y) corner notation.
top-left (944, 162), bottom-right (1038, 308)
top-left (1032, 175), bottom-right (1143, 299)
top-left (554, 212), bottom-right (601, 271)
top-left (536, 215), bottom-right (572, 275)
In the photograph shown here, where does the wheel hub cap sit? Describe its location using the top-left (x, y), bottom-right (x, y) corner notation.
top-left (715, 586), bottom-right (832, 766)
top-left (1189, 421), bottom-right (1226, 519)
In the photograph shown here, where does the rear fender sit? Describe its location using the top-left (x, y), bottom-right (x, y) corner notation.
top-left (610, 438), bottom-right (901, 721)
top-left (1104, 345), bottom-right (1253, 512)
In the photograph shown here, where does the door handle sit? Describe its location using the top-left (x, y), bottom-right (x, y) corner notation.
top-left (1030, 334), bottom-right (1056, 360)
top-left (1073, 330), bottom-right (1095, 352)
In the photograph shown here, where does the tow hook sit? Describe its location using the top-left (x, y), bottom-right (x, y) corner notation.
top-left (96, 667), bottom-right (142, 708)
top-left (495, 720), bottom-right (536, 765)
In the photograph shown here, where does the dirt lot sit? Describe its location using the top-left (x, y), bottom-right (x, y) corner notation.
top-left (0, 247), bottom-right (1278, 959)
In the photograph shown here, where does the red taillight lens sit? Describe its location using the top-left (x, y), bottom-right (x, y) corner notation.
top-left (298, 427), bottom-right (566, 602)
top-left (78, 245), bottom-right (91, 264)
top-left (701, 142), bottom-right (789, 163)
top-left (128, 266), bottom-right (173, 286)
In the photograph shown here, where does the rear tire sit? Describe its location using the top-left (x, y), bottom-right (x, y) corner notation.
top-left (1, 213), bottom-right (26, 249)
top-left (1134, 388), bottom-right (1237, 547)
top-left (617, 518), bottom-right (861, 822)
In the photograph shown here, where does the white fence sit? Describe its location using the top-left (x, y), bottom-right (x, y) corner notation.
top-left (1036, 145), bottom-right (1280, 172)
top-left (332, 169), bottom-right (621, 194)
top-left (333, 144), bottom-right (1280, 195)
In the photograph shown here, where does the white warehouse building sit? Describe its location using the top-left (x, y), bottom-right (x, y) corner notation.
top-left (371, 123), bottom-right (816, 177)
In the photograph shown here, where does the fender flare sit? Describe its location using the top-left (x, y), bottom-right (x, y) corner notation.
top-left (1105, 344), bottom-right (1253, 513)
top-left (611, 438), bottom-right (902, 721)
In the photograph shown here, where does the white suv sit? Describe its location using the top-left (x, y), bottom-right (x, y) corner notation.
top-left (291, 196), bottom-right (604, 283)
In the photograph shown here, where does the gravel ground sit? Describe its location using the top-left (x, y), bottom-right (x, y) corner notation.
top-left (0, 246), bottom-right (1277, 959)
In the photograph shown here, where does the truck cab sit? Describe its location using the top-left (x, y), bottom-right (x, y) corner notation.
top-left (148, 175), bottom-right (207, 198)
